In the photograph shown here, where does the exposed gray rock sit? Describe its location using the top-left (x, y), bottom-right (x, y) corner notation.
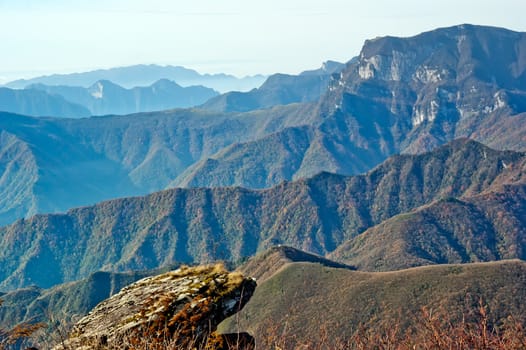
top-left (56, 264), bottom-right (256, 349)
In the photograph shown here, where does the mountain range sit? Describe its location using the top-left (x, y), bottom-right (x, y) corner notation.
top-left (176, 24), bottom-right (526, 189)
top-left (1, 25), bottom-right (526, 227)
top-left (4, 64), bottom-right (267, 93)
top-left (1, 23), bottom-right (526, 349)
top-left (0, 103), bottom-right (312, 226)
top-left (0, 138), bottom-right (524, 291)
top-left (0, 80), bottom-right (218, 118)
top-left (201, 60), bottom-right (345, 112)
top-left (0, 87), bottom-right (90, 118)
top-left (1, 61), bottom-right (344, 119)
top-left (28, 79), bottom-right (219, 116)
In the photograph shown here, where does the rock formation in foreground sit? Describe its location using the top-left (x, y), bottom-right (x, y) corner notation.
top-left (56, 264), bottom-right (256, 350)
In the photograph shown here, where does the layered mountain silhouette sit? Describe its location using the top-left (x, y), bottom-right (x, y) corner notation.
top-left (0, 139), bottom-right (524, 291)
top-left (29, 79), bottom-right (219, 116)
top-left (0, 87), bottom-right (90, 118)
top-left (177, 24), bottom-right (526, 189)
top-left (0, 103), bottom-right (312, 226)
top-left (4, 64), bottom-right (266, 93)
top-left (1, 25), bottom-right (525, 225)
top-left (2, 61), bottom-right (344, 118)
top-left (201, 61), bottom-right (345, 112)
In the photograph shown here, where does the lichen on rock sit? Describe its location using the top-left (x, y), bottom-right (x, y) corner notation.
top-left (55, 264), bottom-right (256, 349)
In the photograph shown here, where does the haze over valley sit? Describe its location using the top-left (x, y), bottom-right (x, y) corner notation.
top-left (1, 1), bottom-right (526, 348)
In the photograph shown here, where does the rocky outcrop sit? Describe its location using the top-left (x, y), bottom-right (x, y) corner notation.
top-left (323, 24), bottom-right (526, 155)
top-left (56, 264), bottom-right (256, 349)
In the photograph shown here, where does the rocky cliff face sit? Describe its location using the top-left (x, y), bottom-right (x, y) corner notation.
top-left (322, 24), bottom-right (526, 154)
top-left (57, 264), bottom-right (256, 350)
top-left (179, 25), bottom-right (526, 188)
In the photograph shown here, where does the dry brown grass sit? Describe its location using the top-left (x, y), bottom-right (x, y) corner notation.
top-left (0, 298), bottom-right (44, 349)
top-left (20, 297), bottom-right (525, 350)
top-left (45, 300), bottom-right (526, 350)
top-left (254, 297), bottom-right (526, 350)
top-left (6, 287), bottom-right (526, 349)
top-left (40, 327), bottom-right (253, 350)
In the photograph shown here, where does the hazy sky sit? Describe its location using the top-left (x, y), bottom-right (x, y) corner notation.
top-left (0, 0), bottom-right (525, 82)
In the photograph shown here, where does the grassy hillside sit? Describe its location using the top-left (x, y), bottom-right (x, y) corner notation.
top-left (238, 245), bottom-right (353, 282)
top-left (2, 254), bottom-right (526, 348)
top-left (220, 260), bottom-right (526, 348)
top-left (0, 247), bottom-right (348, 345)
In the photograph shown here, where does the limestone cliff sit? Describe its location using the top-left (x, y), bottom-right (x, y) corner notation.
top-left (56, 264), bottom-right (256, 349)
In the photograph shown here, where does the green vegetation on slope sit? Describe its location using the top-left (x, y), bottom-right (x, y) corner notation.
top-left (331, 185), bottom-right (526, 271)
top-left (2, 25), bottom-right (526, 226)
top-left (0, 139), bottom-right (524, 291)
top-left (0, 103), bottom-right (309, 225)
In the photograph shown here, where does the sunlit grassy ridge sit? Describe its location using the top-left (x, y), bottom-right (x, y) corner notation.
top-left (220, 260), bottom-right (526, 349)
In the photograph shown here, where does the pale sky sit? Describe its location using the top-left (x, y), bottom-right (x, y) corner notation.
top-left (0, 0), bottom-right (525, 83)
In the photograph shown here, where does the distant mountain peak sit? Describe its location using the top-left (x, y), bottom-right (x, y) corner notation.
top-left (357, 24), bottom-right (525, 80)
top-left (22, 78), bottom-right (218, 116)
top-left (150, 78), bottom-right (181, 89)
top-left (201, 61), bottom-right (345, 113)
top-left (4, 64), bottom-right (267, 93)
top-left (322, 60), bottom-right (345, 72)
top-left (238, 245), bottom-right (354, 282)
top-left (300, 60), bottom-right (345, 76)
